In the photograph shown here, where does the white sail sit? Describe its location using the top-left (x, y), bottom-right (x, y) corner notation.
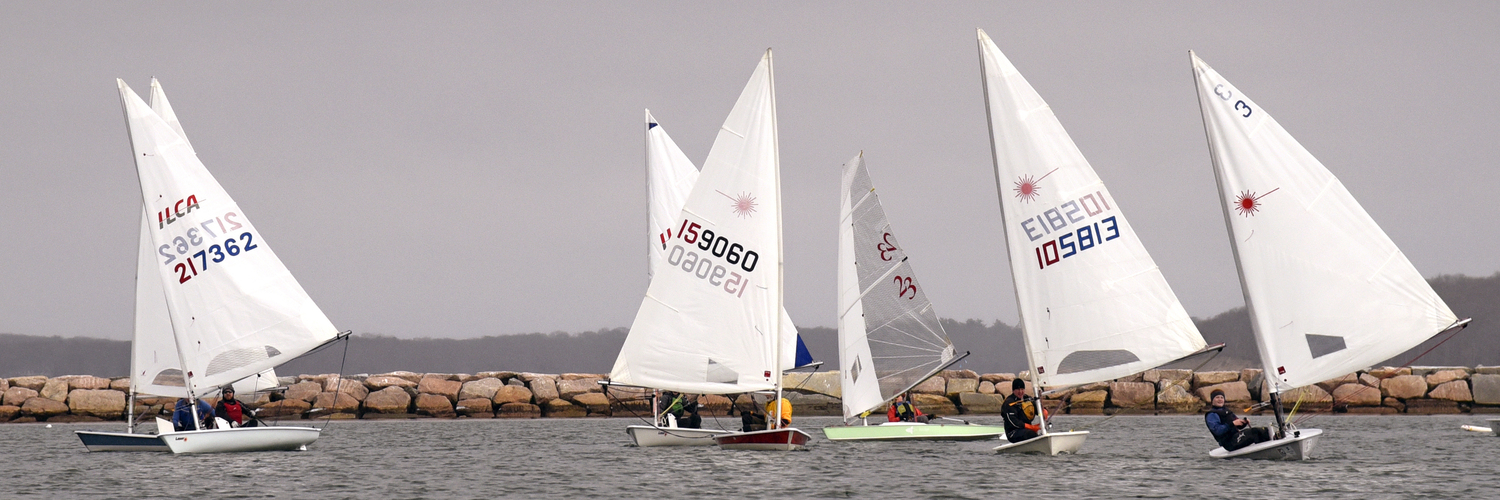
top-left (978, 30), bottom-right (1207, 388)
top-left (1191, 52), bottom-right (1462, 391)
top-left (129, 81), bottom-right (278, 398)
top-left (611, 50), bottom-right (783, 394)
top-left (119, 80), bottom-right (338, 396)
top-left (645, 110), bottom-right (806, 372)
top-left (837, 153), bottom-right (957, 419)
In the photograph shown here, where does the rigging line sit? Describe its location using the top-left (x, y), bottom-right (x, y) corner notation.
top-left (871, 311), bottom-right (950, 351)
top-left (839, 258), bottom-right (915, 318)
top-left (318, 334), bottom-right (352, 431)
top-left (865, 338), bottom-right (944, 353)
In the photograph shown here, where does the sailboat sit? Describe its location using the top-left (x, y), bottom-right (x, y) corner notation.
top-left (609, 49), bottom-right (810, 451)
top-left (1191, 52), bottom-right (1469, 460)
top-left (822, 153), bottom-right (1006, 441)
top-left (104, 78), bottom-right (348, 454)
top-left (977, 29), bottom-right (1215, 455)
top-left (76, 80), bottom-right (279, 452)
top-left (621, 111), bottom-right (815, 447)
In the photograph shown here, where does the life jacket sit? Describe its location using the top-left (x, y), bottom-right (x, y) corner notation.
top-left (893, 402), bottom-right (915, 421)
top-left (222, 399), bottom-right (245, 424)
top-left (1205, 406), bottom-right (1237, 444)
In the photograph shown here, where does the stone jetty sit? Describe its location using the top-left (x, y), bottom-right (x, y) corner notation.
top-left (4, 366), bottom-right (1500, 423)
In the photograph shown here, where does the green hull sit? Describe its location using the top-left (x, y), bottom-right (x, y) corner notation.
top-left (822, 422), bottom-right (1007, 441)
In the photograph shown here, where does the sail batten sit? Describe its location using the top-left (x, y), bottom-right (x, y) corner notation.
top-left (978, 29), bottom-right (1208, 389)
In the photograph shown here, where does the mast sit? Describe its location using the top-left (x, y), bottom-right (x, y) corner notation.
top-left (644, 109), bottom-right (653, 278)
top-left (1188, 51), bottom-right (1284, 437)
top-left (976, 29), bottom-right (1046, 436)
top-left (766, 48), bottom-right (785, 430)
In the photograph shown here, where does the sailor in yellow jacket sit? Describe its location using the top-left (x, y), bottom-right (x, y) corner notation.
top-left (766, 397), bottom-right (792, 428)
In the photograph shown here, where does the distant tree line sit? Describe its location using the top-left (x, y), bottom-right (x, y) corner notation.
top-left (3, 273), bottom-right (1495, 378)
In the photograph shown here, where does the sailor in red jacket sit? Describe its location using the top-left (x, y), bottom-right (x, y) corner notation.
top-left (214, 386), bottom-right (257, 428)
top-left (888, 393), bottom-right (927, 422)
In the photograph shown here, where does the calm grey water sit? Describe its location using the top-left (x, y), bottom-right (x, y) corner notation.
top-left (4, 414), bottom-right (1495, 499)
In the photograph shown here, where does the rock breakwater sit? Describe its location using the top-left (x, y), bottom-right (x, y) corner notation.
top-left (5, 366), bottom-right (1500, 423)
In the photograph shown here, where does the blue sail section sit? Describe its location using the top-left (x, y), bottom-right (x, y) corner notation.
top-left (794, 334), bottom-right (814, 369)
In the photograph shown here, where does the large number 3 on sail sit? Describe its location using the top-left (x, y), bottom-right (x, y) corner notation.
top-left (978, 29), bottom-right (1214, 455)
top-left (1192, 52), bottom-right (1469, 460)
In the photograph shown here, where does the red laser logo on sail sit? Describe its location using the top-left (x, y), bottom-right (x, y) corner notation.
top-left (1233, 188), bottom-right (1279, 217)
top-left (718, 190), bottom-right (757, 218)
top-left (1014, 168), bottom-right (1058, 203)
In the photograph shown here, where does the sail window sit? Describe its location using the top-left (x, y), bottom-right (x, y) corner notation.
top-left (705, 359), bottom-right (738, 384)
top-left (205, 347), bottom-right (275, 376)
top-left (150, 369), bottom-right (186, 387)
top-left (1304, 334), bottom-right (1347, 359)
top-left (1056, 350), bottom-right (1140, 374)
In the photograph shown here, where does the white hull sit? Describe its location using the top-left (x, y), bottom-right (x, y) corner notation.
top-left (993, 430), bottom-right (1088, 455)
top-left (626, 425), bottom-right (734, 447)
top-left (1209, 428), bottom-right (1322, 460)
top-left (160, 425), bottom-right (321, 454)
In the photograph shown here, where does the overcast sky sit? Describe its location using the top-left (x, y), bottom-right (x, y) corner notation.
top-left (3, 2), bottom-right (1497, 341)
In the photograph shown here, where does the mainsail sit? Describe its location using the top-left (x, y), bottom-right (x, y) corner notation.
top-left (131, 79), bottom-right (277, 398)
top-left (119, 80), bottom-right (339, 396)
top-left (611, 51), bottom-right (784, 395)
top-left (837, 153), bottom-right (958, 420)
top-left (1191, 52), bottom-right (1465, 392)
top-left (978, 29), bottom-right (1208, 389)
top-left (645, 111), bottom-right (811, 372)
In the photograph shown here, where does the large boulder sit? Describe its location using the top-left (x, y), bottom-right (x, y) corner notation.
top-left (67, 389), bottom-right (126, 418)
top-left (1367, 366), bottom-right (1410, 379)
top-left (977, 381), bottom-right (996, 395)
top-left (1155, 385), bottom-right (1203, 413)
top-left (1428, 380), bottom-right (1473, 402)
top-left (541, 399), bottom-right (586, 418)
top-left (8, 376), bottom-right (46, 391)
top-left (528, 376), bottom-right (559, 404)
top-left (910, 377), bottom-right (946, 395)
top-left (0, 378), bottom-right (6, 391)
top-left (1427, 369), bottom-right (1470, 387)
top-left (61, 375), bottom-right (113, 391)
top-left (1333, 383), bottom-right (1382, 406)
top-left (415, 394), bottom-right (455, 417)
top-left (1192, 371), bottom-right (1240, 388)
top-left (418, 376), bottom-right (462, 403)
top-left (459, 378), bottom-right (505, 401)
top-left (363, 375), bottom-right (419, 391)
top-left (379, 371), bottom-right (425, 384)
top-left (492, 385), bottom-right (534, 405)
top-left (555, 378), bottom-right (601, 400)
top-left (1108, 382), bottom-right (1155, 409)
top-left (1472, 374), bottom-right (1500, 405)
top-left (1195, 382), bottom-right (1252, 404)
top-left (284, 381), bottom-right (323, 403)
top-left (1358, 373), bottom-right (1381, 388)
top-left (1280, 385), bottom-right (1333, 404)
top-left (911, 393), bottom-right (957, 415)
top-left (328, 380), bottom-right (370, 401)
top-left (497, 403), bottom-right (540, 418)
top-left (40, 378), bottom-right (69, 402)
top-left (475, 371), bottom-right (518, 381)
top-left (363, 387), bottom-right (413, 414)
top-left (946, 378), bottom-right (979, 396)
top-left (1144, 369), bottom-right (1192, 385)
top-left (1382, 375), bottom-right (1428, 399)
top-left (557, 373), bottom-right (603, 381)
top-left (4, 387), bottom-right (39, 406)
top-left (21, 397), bottom-right (70, 418)
top-left (258, 399), bottom-right (311, 418)
top-left (312, 392), bottom-right (360, 414)
top-left (957, 393), bottom-right (1006, 414)
top-left (1476, 366), bottom-right (1500, 375)
top-left (979, 373), bottom-right (1016, 384)
top-left (783, 371), bottom-right (840, 398)
top-left (1315, 374), bottom-right (1358, 395)
top-left (572, 392), bottom-right (611, 415)
top-left (1070, 390), bottom-right (1108, 410)
top-left (110, 378), bottom-right (131, 391)
top-left (456, 398), bottom-right (493, 417)
top-left (0, 405), bottom-right (18, 421)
